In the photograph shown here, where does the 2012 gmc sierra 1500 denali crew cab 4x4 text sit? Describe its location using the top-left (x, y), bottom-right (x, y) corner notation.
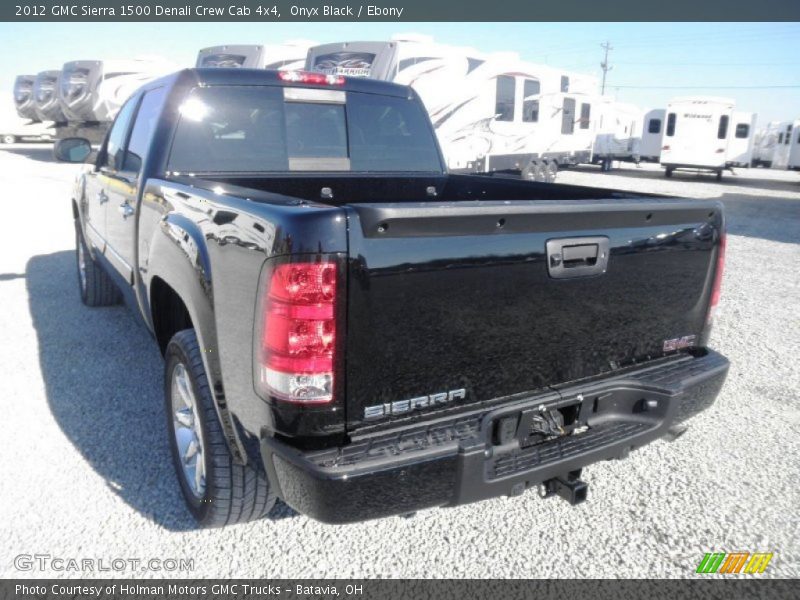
top-left (55, 68), bottom-right (729, 527)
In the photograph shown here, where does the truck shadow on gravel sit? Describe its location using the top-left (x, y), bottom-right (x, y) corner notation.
top-left (26, 250), bottom-right (296, 531)
top-left (1, 146), bottom-right (57, 163)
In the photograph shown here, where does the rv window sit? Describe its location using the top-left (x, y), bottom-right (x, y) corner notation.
top-left (778, 133), bottom-right (784, 144)
top-left (648, 118), bottom-right (662, 134)
top-left (797, 131), bottom-right (800, 144)
top-left (495, 76), bottom-right (515, 121)
top-left (579, 103), bottom-right (591, 129)
top-left (735, 123), bottom-right (750, 139)
top-left (786, 126), bottom-right (792, 145)
top-left (561, 98), bottom-right (576, 135)
top-left (666, 113), bottom-right (676, 137)
top-left (560, 76), bottom-right (569, 93)
top-left (717, 115), bottom-right (729, 140)
top-left (522, 79), bottom-right (540, 123)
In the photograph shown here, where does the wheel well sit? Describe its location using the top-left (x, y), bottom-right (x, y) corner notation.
top-left (150, 277), bottom-right (193, 355)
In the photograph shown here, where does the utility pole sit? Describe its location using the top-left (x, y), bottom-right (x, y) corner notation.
top-left (600, 41), bottom-right (613, 95)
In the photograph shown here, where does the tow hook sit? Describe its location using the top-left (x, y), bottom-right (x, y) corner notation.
top-left (540, 470), bottom-right (589, 505)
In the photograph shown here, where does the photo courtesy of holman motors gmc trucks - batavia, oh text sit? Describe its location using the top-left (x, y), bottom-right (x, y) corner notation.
top-left (55, 67), bottom-right (728, 527)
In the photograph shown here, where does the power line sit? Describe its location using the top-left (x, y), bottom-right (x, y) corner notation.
top-left (600, 41), bottom-right (612, 94)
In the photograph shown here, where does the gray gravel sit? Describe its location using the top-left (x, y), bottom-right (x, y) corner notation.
top-left (0, 147), bottom-right (798, 578)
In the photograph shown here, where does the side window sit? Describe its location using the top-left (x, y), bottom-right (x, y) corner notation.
top-left (735, 123), bottom-right (750, 139)
top-left (561, 98), bottom-right (576, 135)
top-left (786, 126), bottom-right (792, 145)
top-left (648, 118), bottom-right (662, 134)
top-left (522, 79), bottom-right (540, 123)
top-left (666, 113), bottom-right (676, 137)
top-left (102, 97), bottom-right (138, 170)
top-left (560, 76), bottom-right (569, 93)
top-left (797, 130), bottom-right (800, 144)
top-left (717, 115), bottom-right (729, 140)
top-left (579, 103), bottom-right (591, 129)
top-left (123, 87), bottom-right (167, 173)
top-left (778, 132), bottom-right (784, 144)
top-left (495, 76), bottom-right (515, 122)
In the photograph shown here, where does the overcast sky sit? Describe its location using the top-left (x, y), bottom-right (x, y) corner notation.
top-left (2, 21), bottom-right (798, 124)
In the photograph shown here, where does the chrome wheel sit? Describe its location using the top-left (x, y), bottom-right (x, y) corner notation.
top-left (171, 363), bottom-right (206, 498)
top-left (77, 240), bottom-right (87, 292)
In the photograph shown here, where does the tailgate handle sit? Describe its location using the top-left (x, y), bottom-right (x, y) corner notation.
top-left (546, 236), bottom-right (609, 279)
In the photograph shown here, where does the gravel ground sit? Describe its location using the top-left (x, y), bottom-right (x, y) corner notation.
top-left (0, 147), bottom-right (798, 579)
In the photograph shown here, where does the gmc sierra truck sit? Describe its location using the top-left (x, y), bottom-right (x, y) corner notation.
top-left (55, 68), bottom-right (729, 527)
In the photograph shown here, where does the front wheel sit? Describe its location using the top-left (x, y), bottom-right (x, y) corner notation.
top-left (165, 329), bottom-right (276, 527)
top-left (75, 221), bottom-right (121, 306)
top-left (2, 134), bottom-right (16, 144)
top-left (716, 170), bottom-right (723, 182)
top-left (665, 167), bottom-right (673, 178)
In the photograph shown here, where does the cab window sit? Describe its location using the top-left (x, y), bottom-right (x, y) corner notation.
top-left (102, 97), bottom-right (138, 171)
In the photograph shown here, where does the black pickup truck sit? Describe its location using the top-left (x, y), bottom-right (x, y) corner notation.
top-left (56, 68), bottom-right (729, 527)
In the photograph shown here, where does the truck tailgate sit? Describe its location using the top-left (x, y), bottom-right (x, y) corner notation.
top-left (343, 198), bottom-right (723, 431)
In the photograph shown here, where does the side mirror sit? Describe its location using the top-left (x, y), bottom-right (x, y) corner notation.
top-left (53, 137), bottom-right (92, 163)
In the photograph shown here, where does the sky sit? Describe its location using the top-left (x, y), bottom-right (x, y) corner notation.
top-left (1, 22), bottom-right (799, 124)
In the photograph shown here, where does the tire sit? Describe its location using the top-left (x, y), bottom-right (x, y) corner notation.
top-left (522, 160), bottom-right (545, 182)
top-left (2, 134), bottom-right (16, 144)
top-left (165, 329), bottom-right (276, 527)
top-left (75, 221), bottom-right (121, 307)
top-left (716, 170), bottom-right (723, 182)
top-left (665, 167), bottom-right (673, 178)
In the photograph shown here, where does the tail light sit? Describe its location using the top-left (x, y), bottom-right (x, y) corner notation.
top-left (256, 259), bottom-right (339, 403)
top-left (662, 145), bottom-right (670, 151)
top-left (715, 148), bottom-right (725, 153)
top-left (278, 70), bottom-right (345, 86)
top-left (707, 232), bottom-right (726, 324)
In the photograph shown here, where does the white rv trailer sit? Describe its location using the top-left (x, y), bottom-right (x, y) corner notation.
top-left (591, 98), bottom-right (643, 169)
top-left (770, 119), bottom-right (800, 170)
top-left (726, 111), bottom-right (757, 168)
top-left (640, 108), bottom-right (666, 162)
top-left (788, 120), bottom-right (800, 170)
top-left (13, 75), bottom-right (39, 120)
top-left (196, 40), bottom-right (315, 70)
top-left (59, 57), bottom-right (176, 123)
top-left (305, 35), bottom-right (600, 180)
top-left (660, 96), bottom-right (737, 180)
top-left (751, 121), bottom-right (783, 168)
top-left (0, 106), bottom-right (54, 144)
top-left (32, 70), bottom-right (67, 123)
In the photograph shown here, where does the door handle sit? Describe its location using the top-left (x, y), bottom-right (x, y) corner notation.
top-left (96, 190), bottom-right (108, 204)
top-left (118, 201), bottom-right (134, 219)
top-left (546, 236), bottom-right (609, 279)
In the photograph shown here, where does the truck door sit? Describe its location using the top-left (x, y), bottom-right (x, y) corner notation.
top-left (104, 87), bottom-right (166, 285)
top-left (83, 95), bottom-right (138, 255)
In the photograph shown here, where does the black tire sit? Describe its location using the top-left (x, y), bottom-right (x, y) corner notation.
top-left (665, 167), bottom-right (673, 178)
top-left (544, 160), bottom-right (558, 183)
top-left (165, 329), bottom-right (276, 527)
top-left (75, 221), bottom-right (121, 307)
top-left (2, 134), bottom-right (16, 145)
top-left (522, 160), bottom-right (544, 182)
top-left (716, 170), bottom-right (723, 182)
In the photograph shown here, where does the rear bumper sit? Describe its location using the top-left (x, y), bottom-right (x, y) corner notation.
top-left (261, 350), bottom-right (729, 524)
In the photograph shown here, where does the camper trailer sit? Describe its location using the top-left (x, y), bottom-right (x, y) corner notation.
top-left (726, 111), bottom-right (757, 168)
top-left (788, 120), bottom-right (800, 170)
top-left (660, 96), bottom-right (736, 180)
top-left (771, 120), bottom-right (800, 170)
top-left (751, 121), bottom-right (782, 168)
top-left (32, 70), bottom-right (67, 123)
top-left (59, 57), bottom-right (175, 123)
top-left (305, 35), bottom-right (600, 180)
top-left (640, 109), bottom-right (666, 163)
top-left (591, 99), bottom-right (642, 169)
top-left (13, 75), bottom-right (38, 121)
top-left (196, 41), bottom-right (315, 70)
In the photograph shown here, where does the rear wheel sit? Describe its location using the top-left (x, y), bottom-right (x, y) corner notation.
top-left (716, 170), bottom-right (723, 182)
top-left (2, 134), bottom-right (16, 145)
top-left (665, 167), bottom-right (673, 178)
top-left (544, 160), bottom-right (558, 182)
top-left (165, 329), bottom-right (276, 527)
top-left (522, 159), bottom-right (546, 182)
top-left (75, 221), bottom-right (121, 306)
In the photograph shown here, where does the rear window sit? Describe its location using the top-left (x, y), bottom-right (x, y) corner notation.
top-left (167, 86), bottom-right (442, 173)
top-left (648, 118), bottom-right (662, 134)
